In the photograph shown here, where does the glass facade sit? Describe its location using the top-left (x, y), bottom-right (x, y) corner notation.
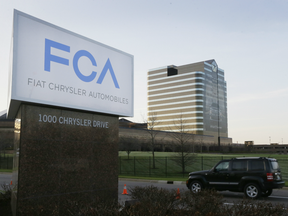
top-left (147, 60), bottom-right (228, 144)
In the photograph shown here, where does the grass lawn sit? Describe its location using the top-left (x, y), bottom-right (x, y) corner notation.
top-left (118, 151), bottom-right (288, 159)
top-left (0, 169), bottom-right (12, 173)
top-left (0, 153), bottom-right (13, 157)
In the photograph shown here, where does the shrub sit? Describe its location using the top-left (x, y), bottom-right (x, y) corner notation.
top-left (178, 189), bottom-right (224, 216)
top-left (0, 184), bottom-right (13, 216)
top-left (0, 183), bottom-right (12, 201)
top-left (2, 185), bottom-right (288, 216)
top-left (123, 186), bottom-right (224, 216)
top-left (222, 199), bottom-right (287, 216)
top-left (123, 185), bottom-right (179, 216)
top-left (124, 186), bottom-right (288, 216)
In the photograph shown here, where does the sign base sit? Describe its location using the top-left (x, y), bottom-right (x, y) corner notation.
top-left (11, 104), bottom-right (118, 215)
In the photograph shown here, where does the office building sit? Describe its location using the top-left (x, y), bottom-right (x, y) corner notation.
top-left (147, 60), bottom-right (228, 145)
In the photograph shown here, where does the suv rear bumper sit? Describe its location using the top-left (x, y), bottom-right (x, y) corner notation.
top-left (272, 181), bottom-right (285, 189)
top-left (264, 181), bottom-right (285, 190)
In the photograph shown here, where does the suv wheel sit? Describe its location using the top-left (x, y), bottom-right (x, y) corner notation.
top-left (262, 189), bottom-right (273, 197)
top-left (244, 183), bottom-right (261, 199)
top-left (189, 180), bottom-right (202, 193)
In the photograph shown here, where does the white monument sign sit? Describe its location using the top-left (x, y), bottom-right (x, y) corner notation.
top-left (8, 10), bottom-right (134, 118)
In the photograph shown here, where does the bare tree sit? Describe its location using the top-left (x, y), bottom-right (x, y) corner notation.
top-left (198, 135), bottom-right (204, 153)
top-left (0, 131), bottom-right (14, 156)
top-left (119, 136), bottom-right (140, 160)
top-left (145, 112), bottom-right (160, 169)
top-left (168, 114), bottom-right (197, 174)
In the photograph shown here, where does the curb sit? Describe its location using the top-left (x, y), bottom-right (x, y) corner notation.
top-left (119, 178), bottom-right (186, 185)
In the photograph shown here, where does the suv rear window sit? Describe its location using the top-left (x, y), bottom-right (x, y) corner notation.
top-left (270, 161), bottom-right (279, 170)
top-left (249, 160), bottom-right (264, 171)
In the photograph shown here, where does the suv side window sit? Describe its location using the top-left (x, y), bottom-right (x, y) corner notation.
top-left (249, 160), bottom-right (265, 171)
top-left (232, 160), bottom-right (247, 171)
top-left (215, 161), bottom-right (229, 172)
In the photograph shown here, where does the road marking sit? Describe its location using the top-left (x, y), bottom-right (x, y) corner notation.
top-left (269, 196), bottom-right (288, 199)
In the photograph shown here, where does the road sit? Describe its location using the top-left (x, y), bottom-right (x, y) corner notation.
top-left (2, 173), bottom-right (288, 206)
top-left (0, 173), bottom-right (12, 188)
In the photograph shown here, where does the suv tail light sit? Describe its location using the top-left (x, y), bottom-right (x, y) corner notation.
top-left (267, 173), bottom-right (274, 182)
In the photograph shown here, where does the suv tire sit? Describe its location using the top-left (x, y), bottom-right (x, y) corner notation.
top-left (262, 189), bottom-right (273, 197)
top-left (189, 180), bottom-right (202, 193)
top-left (244, 183), bottom-right (261, 199)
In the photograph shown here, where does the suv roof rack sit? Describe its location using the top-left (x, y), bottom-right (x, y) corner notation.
top-left (232, 157), bottom-right (267, 160)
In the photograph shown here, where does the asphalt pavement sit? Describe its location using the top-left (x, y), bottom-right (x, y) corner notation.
top-left (0, 173), bottom-right (12, 188)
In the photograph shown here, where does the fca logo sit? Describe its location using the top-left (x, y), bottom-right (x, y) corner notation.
top-left (44, 39), bottom-right (120, 88)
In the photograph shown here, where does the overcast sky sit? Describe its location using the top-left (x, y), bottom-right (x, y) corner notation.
top-left (0, 0), bottom-right (287, 144)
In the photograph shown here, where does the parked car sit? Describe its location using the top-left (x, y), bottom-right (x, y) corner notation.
top-left (186, 157), bottom-right (285, 198)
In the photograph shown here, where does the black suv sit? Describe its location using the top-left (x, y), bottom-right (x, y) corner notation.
top-left (186, 157), bottom-right (285, 198)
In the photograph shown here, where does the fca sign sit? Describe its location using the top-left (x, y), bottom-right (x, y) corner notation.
top-left (44, 39), bottom-right (120, 88)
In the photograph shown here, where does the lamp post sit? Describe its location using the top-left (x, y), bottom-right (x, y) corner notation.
top-left (269, 136), bottom-right (271, 144)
